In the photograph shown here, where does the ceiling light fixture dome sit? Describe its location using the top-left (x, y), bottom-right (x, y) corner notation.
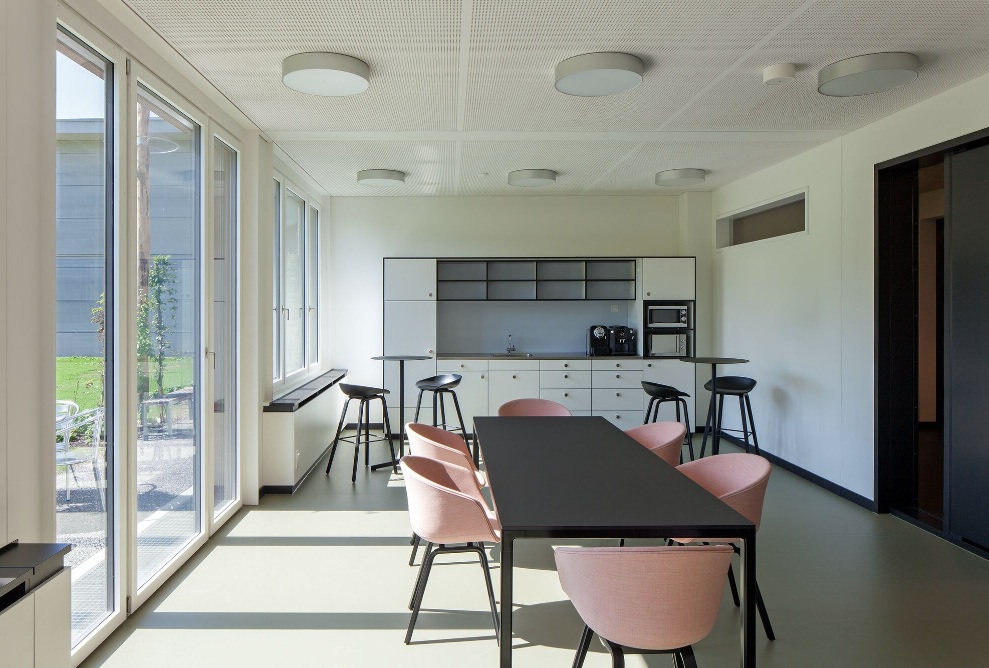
top-left (763, 63), bottom-right (796, 85)
top-left (554, 52), bottom-right (643, 97)
top-left (818, 52), bottom-right (919, 97)
top-left (282, 52), bottom-right (370, 96)
top-left (508, 169), bottom-right (557, 187)
top-left (655, 168), bottom-right (707, 187)
top-left (357, 169), bottom-right (406, 186)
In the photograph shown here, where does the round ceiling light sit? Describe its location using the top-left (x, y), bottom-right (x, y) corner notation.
top-left (655, 168), bottom-right (707, 187)
top-left (818, 52), bottom-right (919, 97)
top-left (282, 52), bottom-right (370, 96)
top-left (554, 52), bottom-right (644, 97)
top-left (763, 63), bottom-right (796, 85)
top-left (357, 169), bottom-right (406, 186)
top-left (508, 169), bottom-right (557, 187)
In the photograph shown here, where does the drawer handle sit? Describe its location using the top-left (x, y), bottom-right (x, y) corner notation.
top-left (616, 363), bottom-right (621, 368)
top-left (616, 392), bottom-right (621, 397)
top-left (460, 364), bottom-right (465, 368)
top-left (564, 363), bottom-right (569, 368)
top-left (512, 375), bottom-right (517, 379)
top-left (615, 414), bottom-right (621, 419)
top-left (616, 374), bottom-right (621, 379)
top-left (647, 363), bottom-right (652, 368)
top-left (564, 392), bottom-right (569, 397)
top-left (428, 292), bottom-right (433, 297)
top-left (481, 375), bottom-right (485, 379)
top-left (564, 374), bottom-right (569, 379)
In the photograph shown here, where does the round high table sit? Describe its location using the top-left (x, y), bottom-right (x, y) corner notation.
top-left (371, 355), bottom-right (432, 460)
top-left (680, 356), bottom-right (748, 458)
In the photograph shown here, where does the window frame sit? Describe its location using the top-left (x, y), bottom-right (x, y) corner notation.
top-left (271, 170), bottom-right (321, 390)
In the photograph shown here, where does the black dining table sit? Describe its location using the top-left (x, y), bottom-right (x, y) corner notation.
top-left (474, 416), bottom-right (757, 667)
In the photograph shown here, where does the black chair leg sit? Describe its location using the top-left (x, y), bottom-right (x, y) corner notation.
top-left (699, 392), bottom-right (715, 458)
top-left (450, 392), bottom-right (469, 442)
top-left (380, 399), bottom-right (398, 474)
top-left (413, 389), bottom-right (425, 424)
top-left (409, 534), bottom-right (420, 566)
top-left (644, 398), bottom-right (656, 424)
top-left (745, 394), bottom-right (762, 455)
top-left (573, 624), bottom-right (594, 668)
top-left (755, 580), bottom-right (776, 641)
top-left (680, 398), bottom-right (695, 461)
top-left (739, 394), bottom-right (751, 453)
top-left (405, 545), bottom-right (438, 644)
top-left (727, 563), bottom-right (741, 607)
top-left (715, 393), bottom-right (726, 455)
top-left (363, 400), bottom-right (371, 467)
top-left (438, 392), bottom-right (447, 429)
top-left (326, 398), bottom-right (350, 474)
top-left (680, 646), bottom-right (698, 668)
top-left (408, 542), bottom-right (433, 610)
top-left (351, 400), bottom-right (364, 483)
top-left (602, 639), bottom-right (625, 668)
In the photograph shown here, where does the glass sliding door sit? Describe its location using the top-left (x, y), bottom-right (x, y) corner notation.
top-left (55, 27), bottom-right (115, 646)
top-left (135, 84), bottom-right (202, 587)
top-left (212, 137), bottom-right (238, 517)
top-left (272, 180), bottom-right (281, 381)
top-left (307, 205), bottom-right (319, 367)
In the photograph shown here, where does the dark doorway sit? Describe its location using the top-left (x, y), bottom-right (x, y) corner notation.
top-left (876, 156), bottom-right (945, 528)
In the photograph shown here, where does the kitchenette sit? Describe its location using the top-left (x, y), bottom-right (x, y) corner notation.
top-left (382, 256), bottom-right (697, 431)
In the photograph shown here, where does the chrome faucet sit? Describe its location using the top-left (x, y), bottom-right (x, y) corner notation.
top-left (507, 334), bottom-right (516, 354)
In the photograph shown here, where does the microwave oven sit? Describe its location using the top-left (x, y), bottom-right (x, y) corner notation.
top-left (645, 332), bottom-right (690, 358)
top-left (645, 303), bottom-right (691, 329)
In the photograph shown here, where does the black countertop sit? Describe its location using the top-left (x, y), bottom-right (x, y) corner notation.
top-left (0, 542), bottom-right (71, 610)
top-left (264, 369), bottom-right (348, 413)
top-left (437, 352), bottom-right (642, 361)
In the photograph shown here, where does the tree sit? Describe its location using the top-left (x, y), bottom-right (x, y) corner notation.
top-left (138, 255), bottom-right (178, 399)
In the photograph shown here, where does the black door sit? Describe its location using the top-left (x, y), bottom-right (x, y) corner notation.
top-left (947, 143), bottom-right (989, 549)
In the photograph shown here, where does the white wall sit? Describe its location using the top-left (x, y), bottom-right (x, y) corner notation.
top-left (329, 195), bottom-right (680, 393)
top-left (2, 0), bottom-right (57, 544)
top-left (712, 68), bottom-right (989, 501)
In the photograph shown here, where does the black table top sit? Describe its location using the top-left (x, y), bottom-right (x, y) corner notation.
top-left (372, 355), bottom-right (433, 361)
top-left (474, 416), bottom-right (753, 538)
top-left (680, 356), bottom-right (749, 365)
top-left (0, 542), bottom-right (71, 569)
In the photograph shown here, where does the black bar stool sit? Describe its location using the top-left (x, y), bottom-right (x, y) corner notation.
top-left (641, 381), bottom-right (695, 461)
top-left (326, 383), bottom-right (397, 483)
top-left (413, 374), bottom-right (468, 441)
top-left (702, 376), bottom-right (760, 456)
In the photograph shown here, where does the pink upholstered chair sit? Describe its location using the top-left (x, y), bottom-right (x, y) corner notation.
top-left (556, 545), bottom-right (733, 667)
top-left (624, 421), bottom-right (688, 466)
top-left (401, 455), bottom-right (501, 645)
top-left (497, 398), bottom-right (571, 416)
top-left (405, 422), bottom-right (488, 565)
top-left (675, 453), bottom-right (775, 641)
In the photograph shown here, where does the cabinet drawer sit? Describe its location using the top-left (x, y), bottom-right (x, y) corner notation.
top-left (591, 358), bottom-right (643, 371)
top-left (540, 369), bottom-right (591, 388)
top-left (489, 359), bottom-right (541, 372)
top-left (540, 388), bottom-right (591, 411)
top-left (437, 359), bottom-right (489, 373)
top-left (592, 369), bottom-right (643, 388)
top-left (593, 410), bottom-right (644, 428)
top-left (592, 387), bottom-right (643, 410)
top-left (540, 359), bottom-right (591, 372)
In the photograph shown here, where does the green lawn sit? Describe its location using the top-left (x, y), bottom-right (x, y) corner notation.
top-left (56, 356), bottom-right (194, 411)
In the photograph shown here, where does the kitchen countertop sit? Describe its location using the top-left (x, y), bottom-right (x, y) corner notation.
top-left (437, 352), bottom-right (643, 360)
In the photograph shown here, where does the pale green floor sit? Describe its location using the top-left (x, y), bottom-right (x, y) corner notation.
top-left (81, 438), bottom-right (989, 668)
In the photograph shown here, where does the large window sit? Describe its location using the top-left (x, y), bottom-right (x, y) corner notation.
top-left (134, 83), bottom-right (202, 587)
top-left (55, 27), bottom-right (114, 647)
top-left (272, 175), bottom-right (320, 383)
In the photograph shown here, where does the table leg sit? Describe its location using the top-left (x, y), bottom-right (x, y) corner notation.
top-left (711, 364), bottom-right (721, 455)
top-left (499, 535), bottom-right (514, 667)
top-left (398, 360), bottom-right (406, 457)
top-left (740, 533), bottom-right (756, 668)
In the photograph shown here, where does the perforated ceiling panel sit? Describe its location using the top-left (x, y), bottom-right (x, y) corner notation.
top-left (666, 0), bottom-right (989, 132)
top-left (120, 0), bottom-right (989, 195)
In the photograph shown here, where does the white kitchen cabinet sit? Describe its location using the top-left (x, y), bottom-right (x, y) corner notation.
top-left (383, 300), bottom-right (437, 414)
top-left (593, 409), bottom-right (643, 428)
top-left (488, 362), bottom-right (540, 414)
top-left (591, 387), bottom-right (642, 411)
top-left (540, 387), bottom-right (592, 412)
top-left (436, 359), bottom-right (489, 431)
top-left (642, 257), bottom-right (695, 300)
top-left (0, 593), bottom-right (34, 668)
top-left (35, 569), bottom-right (71, 668)
top-left (384, 258), bottom-right (437, 301)
top-left (642, 359), bottom-right (697, 427)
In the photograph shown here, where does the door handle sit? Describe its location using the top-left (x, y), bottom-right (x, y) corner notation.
top-left (205, 347), bottom-right (216, 369)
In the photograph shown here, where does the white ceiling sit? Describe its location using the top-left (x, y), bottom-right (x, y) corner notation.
top-left (122, 0), bottom-right (989, 196)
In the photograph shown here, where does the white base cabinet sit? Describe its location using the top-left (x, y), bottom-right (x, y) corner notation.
top-left (0, 569), bottom-right (71, 668)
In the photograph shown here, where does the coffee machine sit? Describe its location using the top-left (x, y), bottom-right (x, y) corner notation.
top-left (609, 326), bottom-right (636, 355)
top-left (589, 325), bottom-right (610, 356)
